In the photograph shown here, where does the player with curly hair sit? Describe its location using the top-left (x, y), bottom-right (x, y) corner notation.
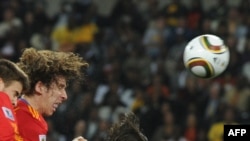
top-left (106, 112), bottom-right (148, 141)
top-left (0, 59), bottom-right (29, 140)
top-left (14, 48), bottom-right (89, 141)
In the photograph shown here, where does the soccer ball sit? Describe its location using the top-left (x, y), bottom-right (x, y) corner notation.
top-left (183, 34), bottom-right (230, 79)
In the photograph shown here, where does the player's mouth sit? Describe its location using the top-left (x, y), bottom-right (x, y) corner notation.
top-left (53, 103), bottom-right (59, 111)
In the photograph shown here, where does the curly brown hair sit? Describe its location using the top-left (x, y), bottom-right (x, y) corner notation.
top-left (107, 112), bottom-right (148, 141)
top-left (17, 48), bottom-right (89, 95)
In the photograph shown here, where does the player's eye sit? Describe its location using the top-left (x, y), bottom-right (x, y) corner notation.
top-left (15, 91), bottom-right (20, 97)
top-left (58, 84), bottom-right (65, 89)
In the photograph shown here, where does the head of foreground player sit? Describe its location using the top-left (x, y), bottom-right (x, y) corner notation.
top-left (106, 112), bottom-right (148, 141)
top-left (17, 48), bottom-right (88, 116)
top-left (0, 59), bottom-right (29, 106)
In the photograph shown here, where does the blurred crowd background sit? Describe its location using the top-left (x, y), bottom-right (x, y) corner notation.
top-left (1, 0), bottom-right (250, 140)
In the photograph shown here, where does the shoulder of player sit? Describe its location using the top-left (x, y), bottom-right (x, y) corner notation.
top-left (15, 100), bottom-right (44, 122)
top-left (0, 92), bottom-right (11, 102)
top-left (0, 92), bottom-right (13, 108)
top-left (15, 100), bottom-right (29, 112)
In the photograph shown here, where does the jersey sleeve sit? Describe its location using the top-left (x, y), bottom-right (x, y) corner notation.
top-left (0, 93), bottom-right (17, 141)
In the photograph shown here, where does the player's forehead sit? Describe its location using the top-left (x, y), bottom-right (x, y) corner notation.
top-left (3, 80), bottom-right (23, 95)
top-left (51, 76), bottom-right (67, 87)
top-left (5, 80), bottom-right (23, 88)
top-left (55, 76), bottom-right (66, 83)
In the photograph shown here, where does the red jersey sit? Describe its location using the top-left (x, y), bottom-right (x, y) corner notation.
top-left (15, 99), bottom-right (48, 141)
top-left (0, 92), bottom-right (21, 141)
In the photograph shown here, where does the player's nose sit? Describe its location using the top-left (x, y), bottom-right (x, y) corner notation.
top-left (61, 89), bottom-right (67, 101)
top-left (12, 99), bottom-right (17, 107)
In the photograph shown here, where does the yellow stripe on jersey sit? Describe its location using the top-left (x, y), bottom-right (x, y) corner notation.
top-left (28, 106), bottom-right (40, 119)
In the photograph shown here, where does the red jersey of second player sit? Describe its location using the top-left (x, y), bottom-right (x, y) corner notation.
top-left (0, 92), bottom-right (21, 141)
top-left (15, 99), bottom-right (48, 141)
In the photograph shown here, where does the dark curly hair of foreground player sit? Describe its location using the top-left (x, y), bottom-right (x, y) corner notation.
top-left (106, 112), bottom-right (148, 141)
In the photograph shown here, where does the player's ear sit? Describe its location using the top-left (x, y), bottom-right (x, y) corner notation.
top-left (0, 78), bottom-right (5, 91)
top-left (34, 81), bottom-right (46, 95)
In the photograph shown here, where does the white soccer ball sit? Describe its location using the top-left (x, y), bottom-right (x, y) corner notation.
top-left (183, 34), bottom-right (230, 79)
